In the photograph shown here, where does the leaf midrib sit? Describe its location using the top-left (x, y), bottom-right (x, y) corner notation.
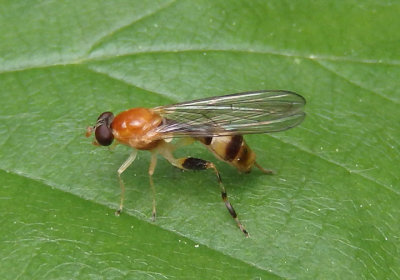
top-left (1, 47), bottom-right (399, 76)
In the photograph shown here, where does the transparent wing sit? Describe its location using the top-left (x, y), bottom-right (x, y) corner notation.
top-left (152, 90), bottom-right (306, 138)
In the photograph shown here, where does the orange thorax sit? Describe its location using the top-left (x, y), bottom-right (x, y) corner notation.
top-left (111, 108), bottom-right (163, 150)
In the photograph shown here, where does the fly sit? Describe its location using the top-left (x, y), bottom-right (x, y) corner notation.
top-left (86, 90), bottom-right (306, 237)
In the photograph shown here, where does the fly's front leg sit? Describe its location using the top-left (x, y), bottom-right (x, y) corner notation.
top-left (170, 156), bottom-right (249, 237)
top-left (148, 152), bottom-right (158, 221)
top-left (254, 161), bottom-right (275, 175)
top-left (115, 150), bottom-right (138, 216)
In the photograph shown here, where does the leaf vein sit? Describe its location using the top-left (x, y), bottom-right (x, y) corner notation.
top-left (86, 0), bottom-right (177, 55)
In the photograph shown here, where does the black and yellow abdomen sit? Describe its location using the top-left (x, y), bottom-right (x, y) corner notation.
top-left (198, 135), bottom-right (256, 173)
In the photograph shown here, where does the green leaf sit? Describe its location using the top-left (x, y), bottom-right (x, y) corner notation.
top-left (1, 1), bottom-right (399, 279)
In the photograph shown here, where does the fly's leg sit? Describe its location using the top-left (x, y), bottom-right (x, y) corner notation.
top-left (115, 150), bottom-right (138, 216)
top-left (148, 152), bottom-right (158, 221)
top-left (167, 156), bottom-right (249, 237)
top-left (254, 161), bottom-right (275, 175)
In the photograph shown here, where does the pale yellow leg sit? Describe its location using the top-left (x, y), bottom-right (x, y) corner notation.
top-left (148, 152), bottom-right (158, 221)
top-left (254, 161), bottom-right (275, 175)
top-left (115, 150), bottom-right (138, 215)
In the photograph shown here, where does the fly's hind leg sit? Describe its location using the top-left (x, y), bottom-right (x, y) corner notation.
top-left (115, 150), bottom-right (138, 216)
top-left (167, 156), bottom-right (249, 237)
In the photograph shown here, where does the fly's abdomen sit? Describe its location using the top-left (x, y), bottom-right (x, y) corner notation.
top-left (199, 135), bottom-right (256, 173)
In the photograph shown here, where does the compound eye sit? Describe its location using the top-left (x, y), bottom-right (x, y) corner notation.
top-left (95, 112), bottom-right (114, 146)
top-left (95, 124), bottom-right (114, 146)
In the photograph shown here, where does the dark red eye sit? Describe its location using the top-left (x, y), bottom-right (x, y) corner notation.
top-left (95, 112), bottom-right (114, 146)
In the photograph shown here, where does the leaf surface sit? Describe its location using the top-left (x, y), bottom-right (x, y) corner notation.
top-left (1, 1), bottom-right (399, 279)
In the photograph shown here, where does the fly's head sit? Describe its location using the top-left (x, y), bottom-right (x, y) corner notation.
top-left (86, 112), bottom-right (115, 146)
